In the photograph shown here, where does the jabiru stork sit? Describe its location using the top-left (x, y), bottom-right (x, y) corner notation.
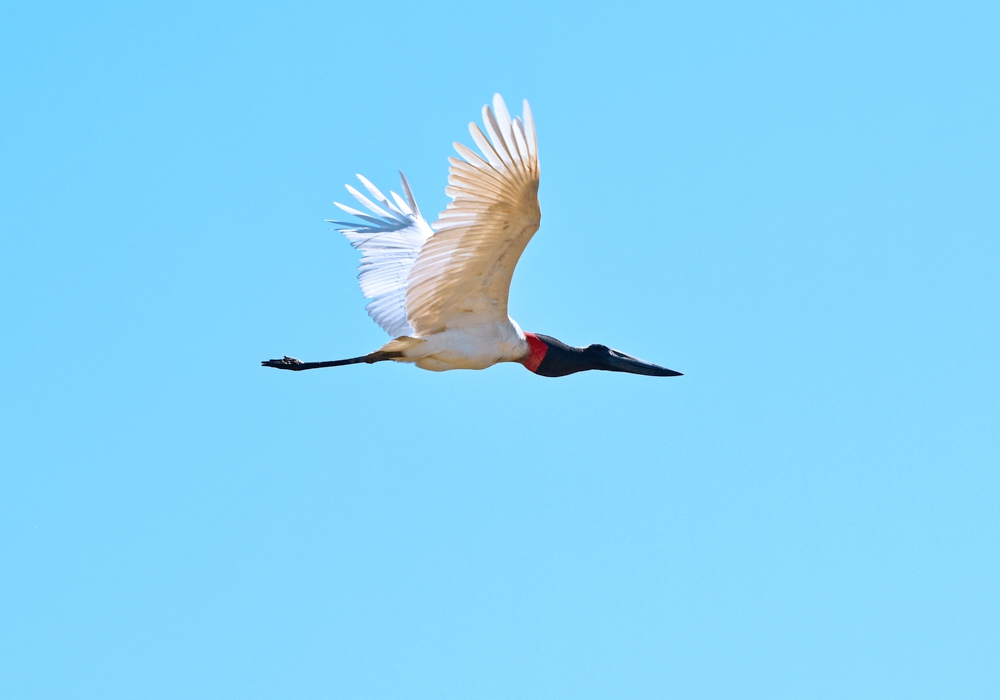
top-left (263, 95), bottom-right (681, 378)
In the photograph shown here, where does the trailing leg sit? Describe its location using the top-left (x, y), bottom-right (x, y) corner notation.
top-left (261, 350), bottom-right (401, 371)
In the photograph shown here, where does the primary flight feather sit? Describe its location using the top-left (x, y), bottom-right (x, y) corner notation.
top-left (264, 94), bottom-right (681, 378)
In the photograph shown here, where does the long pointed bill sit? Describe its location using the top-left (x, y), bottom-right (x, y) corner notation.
top-left (602, 349), bottom-right (682, 377)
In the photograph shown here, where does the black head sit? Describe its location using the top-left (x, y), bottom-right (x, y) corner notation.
top-left (523, 333), bottom-right (682, 378)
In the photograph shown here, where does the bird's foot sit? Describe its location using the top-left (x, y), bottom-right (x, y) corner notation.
top-left (262, 356), bottom-right (305, 370)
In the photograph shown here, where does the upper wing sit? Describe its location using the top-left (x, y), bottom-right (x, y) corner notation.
top-left (404, 94), bottom-right (540, 336)
top-left (327, 172), bottom-right (434, 337)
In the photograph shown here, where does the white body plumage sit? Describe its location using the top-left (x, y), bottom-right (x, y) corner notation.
top-left (398, 320), bottom-right (528, 372)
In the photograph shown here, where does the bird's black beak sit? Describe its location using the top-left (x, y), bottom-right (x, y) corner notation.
top-left (597, 347), bottom-right (682, 377)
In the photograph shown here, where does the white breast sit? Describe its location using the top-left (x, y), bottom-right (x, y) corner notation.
top-left (409, 320), bottom-right (530, 372)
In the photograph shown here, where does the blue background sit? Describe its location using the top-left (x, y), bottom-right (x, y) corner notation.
top-left (2, 2), bottom-right (998, 698)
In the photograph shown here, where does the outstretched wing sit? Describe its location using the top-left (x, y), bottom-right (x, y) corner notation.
top-left (327, 172), bottom-right (434, 337)
top-left (404, 94), bottom-right (540, 336)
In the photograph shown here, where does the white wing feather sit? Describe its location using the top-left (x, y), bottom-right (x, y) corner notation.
top-left (405, 95), bottom-right (541, 335)
top-left (327, 172), bottom-right (434, 337)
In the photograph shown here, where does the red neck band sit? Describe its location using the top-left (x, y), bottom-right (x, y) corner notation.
top-left (522, 332), bottom-right (548, 372)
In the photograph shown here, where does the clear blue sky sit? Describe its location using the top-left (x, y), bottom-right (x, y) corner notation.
top-left (2, 2), bottom-right (998, 698)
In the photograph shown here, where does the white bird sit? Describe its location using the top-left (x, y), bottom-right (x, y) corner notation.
top-left (264, 94), bottom-right (681, 378)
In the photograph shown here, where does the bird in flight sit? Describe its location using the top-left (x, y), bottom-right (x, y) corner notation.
top-left (263, 95), bottom-right (681, 378)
